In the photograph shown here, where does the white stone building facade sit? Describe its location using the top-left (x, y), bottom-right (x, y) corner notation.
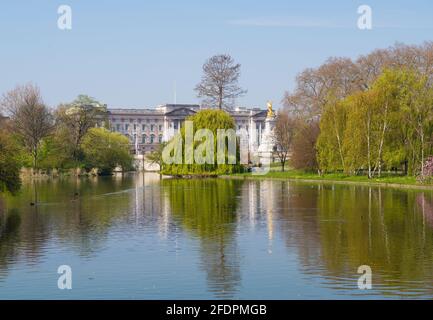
top-left (108, 104), bottom-right (268, 159)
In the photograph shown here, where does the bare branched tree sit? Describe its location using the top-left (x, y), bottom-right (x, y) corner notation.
top-left (274, 111), bottom-right (297, 172)
top-left (195, 54), bottom-right (247, 110)
top-left (1, 83), bottom-right (54, 168)
top-left (283, 57), bottom-right (362, 119)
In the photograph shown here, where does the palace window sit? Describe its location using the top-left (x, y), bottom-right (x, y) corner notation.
top-left (159, 125), bottom-right (162, 131)
top-left (158, 135), bottom-right (163, 143)
top-left (116, 124), bottom-right (121, 131)
top-left (125, 124), bottom-right (129, 131)
top-left (142, 135), bottom-right (147, 144)
top-left (150, 134), bottom-right (155, 144)
top-left (151, 124), bottom-right (155, 131)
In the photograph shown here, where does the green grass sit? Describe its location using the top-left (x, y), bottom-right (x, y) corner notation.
top-left (230, 169), bottom-right (423, 186)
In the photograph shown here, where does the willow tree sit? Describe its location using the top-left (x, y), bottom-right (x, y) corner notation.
top-left (162, 109), bottom-right (245, 175)
top-left (397, 70), bottom-right (433, 177)
top-left (343, 90), bottom-right (382, 177)
top-left (316, 97), bottom-right (348, 172)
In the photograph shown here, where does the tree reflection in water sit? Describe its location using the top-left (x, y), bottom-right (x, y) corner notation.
top-left (162, 178), bottom-right (242, 298)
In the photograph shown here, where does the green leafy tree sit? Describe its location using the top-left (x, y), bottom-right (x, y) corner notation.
top-left (81, 128), bottom-right (133, 175)
top-left (55, 95), bottom-right (107, 162)
top-left (0, 131), bottom-right (22, 194)
top-left (343, 90), bottom-right (383, 177)
top-left (163, 109), bottom-right (245, 175)
top-left (146, 142), bottom-right (167, 172)
top-left (396, 70), bottom-right (433, 177)
top-left (316, 97), bottom-right (348, 172)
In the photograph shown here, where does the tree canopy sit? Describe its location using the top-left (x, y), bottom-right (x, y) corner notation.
top-left (195, 54), bottom-right (246, 110)
top-left (162, 109), bottom-right (245, 175)
top-left (81, 127), bottom-right (133, 175)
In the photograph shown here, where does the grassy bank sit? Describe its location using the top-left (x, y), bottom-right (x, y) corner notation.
top-left (223, 170), bottom-right (433, 190)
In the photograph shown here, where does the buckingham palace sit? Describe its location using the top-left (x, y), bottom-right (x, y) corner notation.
top-left (107, 104), bottom-right (269, 158)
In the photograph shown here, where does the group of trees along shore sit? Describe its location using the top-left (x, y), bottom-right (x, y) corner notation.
top-left (277, 41), bottom-right (433, 183)
top-left (0, 84), bottom-right (132, 193)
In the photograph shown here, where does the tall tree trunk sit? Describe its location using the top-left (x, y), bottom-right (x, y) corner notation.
top-left (420, 128), bottom-right (425, 177)
top-left (403, 160), bottom-right (408, 176)
top-left (374, 101), bottom-right (388, 178)
top-left (366, 114), bottom-right (372, 179)
top-left (33, 148), bottom-right (38, 170)
top-left (331, 105), bottom-right (345, 171)
top-left (218, 86), bottom-right (223, 110)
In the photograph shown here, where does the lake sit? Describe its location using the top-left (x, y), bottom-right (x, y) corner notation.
top-left (1, 173), bottom-right (433, 299)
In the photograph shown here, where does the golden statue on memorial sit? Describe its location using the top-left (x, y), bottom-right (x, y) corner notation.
top-left (267, 101), bottom-right (275, 118)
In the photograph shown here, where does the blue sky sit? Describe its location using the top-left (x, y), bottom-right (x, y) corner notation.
top-left (1, 0), bottom-right (433, 109)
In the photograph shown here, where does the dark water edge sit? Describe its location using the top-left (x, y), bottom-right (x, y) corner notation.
top-left (1, 173), bottom-right (433, 299)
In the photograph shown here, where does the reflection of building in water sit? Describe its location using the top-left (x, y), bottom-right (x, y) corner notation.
top-left (237, 180), bottom-right (278, 243)
top-left (236, 179), bottom-right (322, 265)
top-left (127, 173), bottom-right (172, 239)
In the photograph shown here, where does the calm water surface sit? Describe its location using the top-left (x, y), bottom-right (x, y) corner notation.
top-left (1, 173), bottom-right (433, 299)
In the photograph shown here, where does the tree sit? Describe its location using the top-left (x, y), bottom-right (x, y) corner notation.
top-left (162, 109), bottom-right (245, 175)
top-left (316, 98), bottom-right (348, 172)
top-left (1, 84), bottom-right (54, 169)
top-left (55, 95), bottom-right (107, 161)
top-left (81, 128), bottom-right (133, 175)
top-left (195, 54), bottom-right (246, 110)
top-left (146, 142), bottom-right (167, 173)
top-left (283, 42), bottom-right (433, 120)
top-left (284, 57), bottom-right (361, 119)
top-left (274, 111), bottom-right (297, 171)
top-left (343, 91), bottom-right (372, 177)
top-left (290, 120), bottom-right (320, 172)
top-left (369, 69), bottom-right (407, 177)
top-left (0, 130), bottom-right (22, 194)
top-left (397, 70), bottom-right (433, 177)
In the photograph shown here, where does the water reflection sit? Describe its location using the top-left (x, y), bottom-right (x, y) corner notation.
top-left (162, 179), bottom-right (241, 298)
top-left (1, 174), bottom-right (433, 298)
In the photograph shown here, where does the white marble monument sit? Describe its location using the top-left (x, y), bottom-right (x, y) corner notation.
top-left (257, 101), bottom-right (276, 165)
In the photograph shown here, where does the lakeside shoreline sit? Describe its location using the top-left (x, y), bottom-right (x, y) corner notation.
top-left (219, 173), bottom-right (433, 191)
top-left (15, 169), bottom-right (433, 191)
